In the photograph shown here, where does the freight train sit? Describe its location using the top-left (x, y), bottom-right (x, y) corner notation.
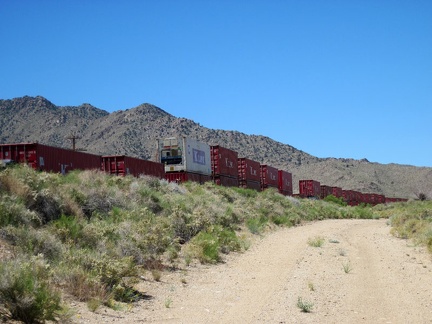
top-left (0, 139), bottom-right (407, 205)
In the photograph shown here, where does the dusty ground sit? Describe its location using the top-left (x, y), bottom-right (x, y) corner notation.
top-left (70, 218), bottom-right (432, 323)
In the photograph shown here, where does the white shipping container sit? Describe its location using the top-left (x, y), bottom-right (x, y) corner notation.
top-left (159, 137), bottom-right (211, 175)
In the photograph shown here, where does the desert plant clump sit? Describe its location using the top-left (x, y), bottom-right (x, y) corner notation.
top-left (307, 236), bottom-right (325, 247)
top-left (0, 256), bottom-right (63, 323)
top-left (323, 194), bottom-right (347, 206)
top-left (385, 201), bottom-right (432, 251)
top-left (297, 296), bottom-right (314, 313)
top-left (342, 261), bottom-right (353, 273)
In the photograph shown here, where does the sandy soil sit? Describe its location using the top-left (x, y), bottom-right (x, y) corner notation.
top-left (70, 219), bottom-right (432, 323)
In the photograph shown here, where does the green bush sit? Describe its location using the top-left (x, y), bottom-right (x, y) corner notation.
top-left (1, 226), bottom-right (64, 262)
top-left (323, 194), bottom-right (347, 206)
top-left (0, 196), bottom-right (41, 227)
top-left (246, 216), bottom-right (268, 234)
top-left (190, 231), bottom-right (220, 264)
top-left (0, 256), bottom-right (63, 323)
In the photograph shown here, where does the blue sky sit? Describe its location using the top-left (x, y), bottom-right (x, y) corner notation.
top-left (1, 1), bottom-right (431, 167)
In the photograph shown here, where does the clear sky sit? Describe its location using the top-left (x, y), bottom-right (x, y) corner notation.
top-left (1, 1), bottom-right (431, 167)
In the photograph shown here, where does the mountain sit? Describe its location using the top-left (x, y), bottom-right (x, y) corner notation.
top-left (1, 96), bottom-right (431, 199)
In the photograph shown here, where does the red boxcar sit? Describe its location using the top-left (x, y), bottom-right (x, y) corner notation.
top-left (101, 155), bottom-right (164, 178)
top-left (0, 142), bottom-right (100, 174)
top-left (332, 186), bottom-right (343, 198)
top-left (210, 145), bottom-right (238, 178)
top-left (350, 190), bottom-right (363, 206)
top-left (260, 164), bottom-right (278, 190)
top-left (320, 185), bottom-right (334, 199)
top-left (238, 157), bottom-right (261, 190)
top-left (299, 180), bottom-right (321, 198)
top-left (278, 170), bottom-right (293, 196)
top-left (210, 145), bottom-right (238, 187)
top-left (342, 190), bottom-right (353, 204)
top-left (165, 171), bottom-right (211, 184)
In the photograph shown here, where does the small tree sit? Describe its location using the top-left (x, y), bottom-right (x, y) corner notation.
top-left (417, 192), bottom-right (427, 201)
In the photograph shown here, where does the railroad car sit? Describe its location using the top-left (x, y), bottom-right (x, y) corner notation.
top-left (238, 157), bottom-right (261, 191)
top-left (260, 164), bottom-right (279, 190)
top-left (101, 155), bottom-right (164, 178)
top-left (157, 137), bottom-right (212, 184)
top-left (210, 145), bottom-right (239, 187)
top-left (278, 170), bottom-right (293, 196)
top-left (299, 180), bottom-right (321, 198)
top-left (320, 185), bottom-right (334, 199)
top-left (0, 142), bottom-right (100, 174)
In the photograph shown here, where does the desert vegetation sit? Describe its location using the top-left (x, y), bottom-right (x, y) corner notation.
top-left (0, 165), bottom-right (431, 322)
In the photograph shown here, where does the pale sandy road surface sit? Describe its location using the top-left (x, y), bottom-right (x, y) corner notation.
top-left (72, 219), bottom-right (432, 324)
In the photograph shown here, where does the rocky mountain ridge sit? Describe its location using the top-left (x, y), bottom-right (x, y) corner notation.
top-left (1, 95), bottom-right (431, 199)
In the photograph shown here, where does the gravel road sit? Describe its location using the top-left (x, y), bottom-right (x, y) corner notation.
top-left (73, 219), bottom-right (432, 324)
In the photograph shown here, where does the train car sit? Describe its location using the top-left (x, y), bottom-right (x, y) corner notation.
top-left (342, 190), bottom-right (353, 204)
top-left (101, 155), bottom-right (164, 178)
top-left (165, 171), bottom-right (211, 184)
top-left (238, 157), bottom-right (261, 191)
top-left (299, 180), bottom-right (321, 198)
top-left (278, 170), bottom-right (293, 196)
top-left (210, 145), bottom-right (239, 187)
top-left (157, 137), bottom-right (211, 184)
top-left (320, 185), bottom-right (334, 199)
top-left (260, 164), bottom-right (278, 190)
top-left (0, 142), bottom-right (101, 174)
top-left (332, 186), bottom-right (343, 198)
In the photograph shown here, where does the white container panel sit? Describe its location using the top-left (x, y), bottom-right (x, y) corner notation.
top-left (183, 138), bottom-right (211, 175)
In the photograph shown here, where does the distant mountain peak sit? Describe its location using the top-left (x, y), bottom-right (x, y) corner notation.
top-left (134, 103), bottom-right (171, 116)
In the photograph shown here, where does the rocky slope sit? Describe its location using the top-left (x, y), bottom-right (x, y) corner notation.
top-left (1, 96), bottom-right (431, 198)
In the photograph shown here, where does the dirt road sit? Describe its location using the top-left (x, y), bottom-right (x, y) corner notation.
top-left (73, 219), bottom-right (432, 323)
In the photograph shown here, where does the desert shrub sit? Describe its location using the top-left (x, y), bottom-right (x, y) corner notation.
top-left (1, 226), bottom-right (64, 262)
top-left (351, 206), bottom-right (374, 219)
top-left (307, 236), bottom-right (325, 247)
top-left (116, 217), bottom-right (176, 266)
top-left (0, 196), bottom-right (41, 227)
top-left (417, 192), bottom-right (427, 201)
top-left (297, 296), bottom-right (314, 313)
top-left (231, 187), bottom-right (258, 198)
top-left (427, 236), bottom-right (432, 253)
top-left (29, 189), bottom-right (62, 224)
top-left (323, 194), bottom-right (347, 206)
top-left (169, 204), bottom-right (208, 243)
top-left (207, 225), bottom-right (242, 254)
top-left (386, 201), bottom-right (432, 253)
top-left (64, 248), bottom-right (137, 292)
top-left (51, 214), bottom-right (85, 245)
top-left (271, 214), bottom-right (292, 226)
top-left (246, 216), bottom-right (268, 234)
top-left (0, 256), bottom-right (63, 323)
top-left (188, 231), bottom-right (220, 264)
top-left (0, 171), bottom-right (33, 203)
top-left (57, 265), bottom-right (109, 303)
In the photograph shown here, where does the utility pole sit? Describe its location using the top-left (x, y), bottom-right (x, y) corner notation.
top-left (66, 133), bottom-right (86, 151)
